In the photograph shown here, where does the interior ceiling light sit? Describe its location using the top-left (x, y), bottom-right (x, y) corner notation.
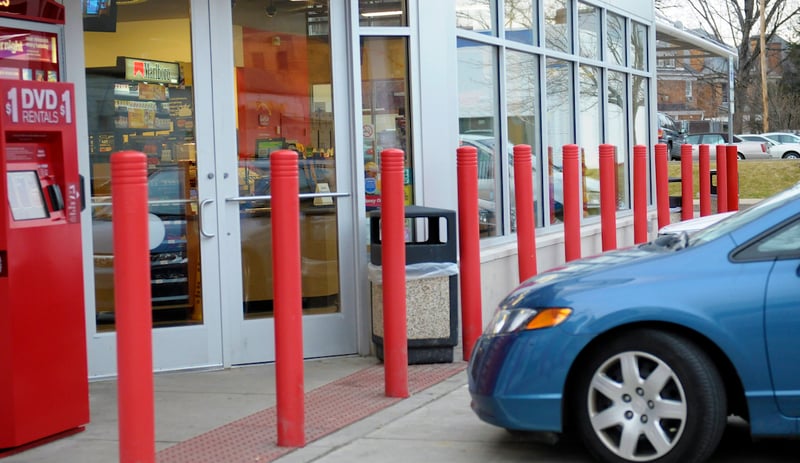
top-left (117, 0), bottom-right (149, 5)
top-left (361, 10), bottom-right (402, 17)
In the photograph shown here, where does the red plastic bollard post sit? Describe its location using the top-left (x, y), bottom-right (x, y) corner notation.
top-left (457, 146), bottom-right (483, 361)
top-left (716, 145), bottom-right (728, 213)
top-left (633, 145), bottom-right (647, 244)
top-left (512, 144), bottom-right (537, 281)
top-left (726, 145), bottom-right (739, 211)
top-left (111, 151), bottom-right (155, 463)
top-left (654, 144), bottom-right (670, 230)
top-left (699, 144), bottom-right (711, 217)
top-left (680, 144), bottom-right (694, 221)
top-left (599, 144), bottom-right (617, 251)
top-left (270, 149), bottom-right (305, 447)
top-left (562, 144), bottom-right (581, 262)
top-left (380, 148), bottom-right (409, 398)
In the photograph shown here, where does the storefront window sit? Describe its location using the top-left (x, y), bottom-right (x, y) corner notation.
top-left (456, 0), bottom-right (495, 35)
top-left (505, 0), bottom-right (536, 46)
top-left (607, 12), bottom-right (625, 66)
top-left (84, 0), bottom-right (201, 332)
top-left (359, 0), bottom-right (407, 27)
top-left (506, 49), bottom-right (540, 228)
top-left (579, 65), bottom-right (601, 217)
top-left (544, 0), bottom-right (570, 53)
top-left (360, 37), bottom-right (412, 212)
top-left (578, 2), bottom-right (600, 60)
top-left (546, 57), bottom-right (573, 224)
top-left (457, 39), bottom-right (500, 237)
top-left (631, 21), bottom-right (648, 71)
top-left (633, 76), bottom-right (649, 148)
top-left (608, 70), bottom-right (630, 210)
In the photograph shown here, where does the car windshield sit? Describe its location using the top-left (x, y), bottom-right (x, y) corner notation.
top-left (689, 183), bottom-right (800, 246)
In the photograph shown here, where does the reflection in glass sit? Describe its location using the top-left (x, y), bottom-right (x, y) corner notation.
top-left (458, 39), bottom-right (500, 237)
top-left (579, 65), bottom-right (601, 217)
top-left (361, 37), bottom-right (412, 212)
top-left (456, 0), bottom-right (495, 35)
top-left (506, 50), bottom-right (540, 228)
top-left (85, 0), bottom-right (201, 332)
top-left (631, 21), bottom-right (648, 71)
top-left (578, 2), bottom-right (600, 60)
top-left (232, 0), bottom-right (340, 319)
top-left (359, 0), bottom-right (407, 27)
top-left (607, 12), bottom-right (625, 66)
top-left (546, 58), bottom-right (574, 224)
top-left (632, 76), bottom-right (649, 148)
top-left (505, 0), bottom-right (535, 45)
top-left (544, 0), bottom-right (570, 53)
top-left (608, 71), bottom-right (630, 210)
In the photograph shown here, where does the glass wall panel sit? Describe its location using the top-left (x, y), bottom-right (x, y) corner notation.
top-left (359, 0), bottom-right (407, 27)
top-left (632, 76), bottom-right (649, 148)
top-left (631, 21), bottom-right (647, 71)
top-left (579, 65), bottom-right (601, 216)
top-left (578, 2), bottom-right (600, 60)
top-left (457, 39), bottom-right (501, 237)
top-left (608, 70), bottom-right (630, 210)
top-left (505, 0), bottom-right (536, 45)
top-left (361, 37), bottom-right (412, 213)
top-left (85, 0), bottom-right (201, 331)
top-left (607, 12), bottom-right (625, 66)
top-left (456, 0), bottom-right (495, 35)
top-left (545, 57), bottom-right (573, 224)
top-left (506, 49), bottom-right (540, 228)
top-left (544, 0), bottom-right (570, 53)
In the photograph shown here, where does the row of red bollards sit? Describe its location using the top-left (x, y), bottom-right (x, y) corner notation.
top-left (108, 140), bottom-right (739, 462)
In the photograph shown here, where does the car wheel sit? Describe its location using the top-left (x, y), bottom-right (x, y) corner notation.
top-left (572, 330), bottom-right (726, 463)
top-left (783, 152), bottom-right (800, 159)
top-left (737, 153), bottom-right (745, 160)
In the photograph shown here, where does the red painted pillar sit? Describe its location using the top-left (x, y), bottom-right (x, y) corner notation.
top-left (716, 145), bottom-right (728, 213)
top-left (633, 145), bottom-right (647, 244)
top-left (562, 144), bottom-right (581, 261)
top-left (680, 144), bottom-right (694, 221)
top-left (599, 144), bottom-right (617, 251)
top-left (698, 144), bottom-right (711, 216)
top-left (270, 149), bottom-right (305, 447)
top-left (726, 145), bottom-right (739, 211)
top-left (380, 148), bottom-right (409, 397)
top-left (512, 144), bottom-right (537, 281)
top-left (111, 151), bottom-right (155, 463)
top-left (654, 144), bottom-right (670, 230)
top-left (457, 146), bottom-right (483, 361)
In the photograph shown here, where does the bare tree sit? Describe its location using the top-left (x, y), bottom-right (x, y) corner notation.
top-left (656, 0), bottom-right (800, 132)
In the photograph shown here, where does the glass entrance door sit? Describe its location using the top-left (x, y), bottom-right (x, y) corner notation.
top-left (215, 0), bottom-right (357, 364)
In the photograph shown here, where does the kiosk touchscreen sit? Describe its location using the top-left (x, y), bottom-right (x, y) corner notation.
top-left (0, 80), bottom-right (88, 450)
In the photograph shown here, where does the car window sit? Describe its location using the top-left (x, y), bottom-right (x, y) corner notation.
top-left (685, 135), bottom-right (702, 144)
top-left (705, 134), bottom-right (725, 145)
top-left (733, 219), bottom-right (800, 261)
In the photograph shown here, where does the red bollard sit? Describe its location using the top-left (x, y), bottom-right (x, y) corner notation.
top-left (271, 150), bottom-right (305, 447)
top-left (699, 144), bottom-right (711, 216)
top-left (654, 144), bottom-right (670, 230)
top-left (716, 145), bottom-right (728, 213)
top-left (680, 144), bottom-right (694, 221)
top-left (513, 145), bottom-right (537, 281)
top-left (562, 144), bottom-right (581, 261)
top-left (380, 148), bottom-right (409, 397)
top-left (633, 145), bottom-right (647, 244)
top-left (726, 145), bottom-right (739, 211)
top-left (599, 144), bottom-right (617, 251)
top-left (457, 146), bottom-right (483, 361)
top-left (111, 151), bottom-right (155, 463)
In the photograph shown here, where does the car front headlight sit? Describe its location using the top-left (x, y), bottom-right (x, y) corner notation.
top-left (486, 307), bottom-right (572, 335)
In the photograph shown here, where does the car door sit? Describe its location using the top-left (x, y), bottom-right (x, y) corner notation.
top-left (737, 218), bottom-right (800, 417)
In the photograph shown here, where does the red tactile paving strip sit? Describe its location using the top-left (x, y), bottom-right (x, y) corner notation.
top-left (156, 362), bottom-right (466, 463)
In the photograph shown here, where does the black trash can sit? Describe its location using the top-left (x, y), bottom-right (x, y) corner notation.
top-left (368, 205), bottom-right (458, 364)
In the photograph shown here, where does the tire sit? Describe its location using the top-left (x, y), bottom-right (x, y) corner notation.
top-left (783, 152), bottom-right (800, 159)
top-left (737, 153), bottom-right (745, 160)
top-left (572, 330), bottom-right (726, 463)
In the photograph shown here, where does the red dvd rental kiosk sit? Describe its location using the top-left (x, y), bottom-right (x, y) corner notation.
top-left (0, 80), bottom-right (89, 450)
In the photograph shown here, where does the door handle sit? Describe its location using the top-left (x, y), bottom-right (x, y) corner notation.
top-left (199, 198), bottom-right (216, 238)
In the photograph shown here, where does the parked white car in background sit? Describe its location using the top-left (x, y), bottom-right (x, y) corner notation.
top-left (678, 132), bottom-right (772, 160)
top-left (739, 134), bottom-right (800, 159)
top-left (761, 132), bottom-right (800, 145)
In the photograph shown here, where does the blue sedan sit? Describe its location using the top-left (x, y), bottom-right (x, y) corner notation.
top-left (468, 183), bottom-right (800, 463)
